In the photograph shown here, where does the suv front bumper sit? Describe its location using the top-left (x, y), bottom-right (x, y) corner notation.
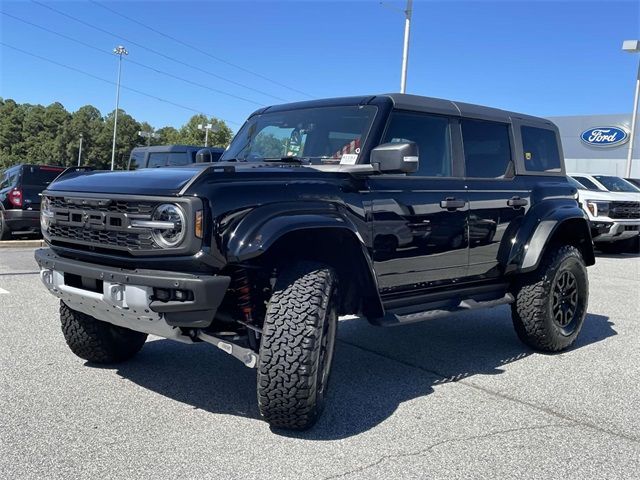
top-left (35, 248), bottom-right (230, 338)
top-left (589, 218), bottom-right (640, 244)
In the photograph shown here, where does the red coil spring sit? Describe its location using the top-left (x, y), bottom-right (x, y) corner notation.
top-left (234, 269), bottom-right (253, 321)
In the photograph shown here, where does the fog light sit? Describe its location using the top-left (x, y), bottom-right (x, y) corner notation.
top-left (155, 288), bottom-right (171, 301)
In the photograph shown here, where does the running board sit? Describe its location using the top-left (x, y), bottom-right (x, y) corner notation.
top-left (372, 293), bottom-right (514, 327)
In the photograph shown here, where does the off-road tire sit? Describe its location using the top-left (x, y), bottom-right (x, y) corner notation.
top-left (257, 262), bottom-right (338, 430)
top-left (0, 212), bottom-right (11, 240)
top-left (511, 245), bottom-right (588, 352)
top-left (60, 302), bottom-right (147, 363)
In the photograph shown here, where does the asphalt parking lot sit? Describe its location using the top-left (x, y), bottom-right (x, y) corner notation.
top-left (1, 247), bottom-right (639, 479)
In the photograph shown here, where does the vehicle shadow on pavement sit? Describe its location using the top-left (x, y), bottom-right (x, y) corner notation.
top-left (107, 309), bottom-right (615, 440)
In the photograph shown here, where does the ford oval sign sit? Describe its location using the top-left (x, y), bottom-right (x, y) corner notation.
top-left (580, 126), bottom-right (629, 147)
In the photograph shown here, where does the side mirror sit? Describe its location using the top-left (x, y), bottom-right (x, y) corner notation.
top-left (196, 149), bottom-right (213, 163)
top-left (370, 142), bottom-right (419, 173)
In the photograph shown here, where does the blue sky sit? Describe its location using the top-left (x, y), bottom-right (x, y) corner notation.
top-left (1, 0), bottom-right (639, 131)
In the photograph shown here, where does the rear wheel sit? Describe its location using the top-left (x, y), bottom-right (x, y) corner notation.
top-left (257, 262), bottom-right (338, 430)
top-left (511, 245), bottom-right (588, 352)
top-left (60, 302), bottom-right (147, 363)
top-left (0, 212), bottom-right (11, 240)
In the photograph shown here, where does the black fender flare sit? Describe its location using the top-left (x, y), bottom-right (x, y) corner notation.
top-left (223, 201), bottom-right (383, 317)
top-left (500, 199), bottom-right (595, 274)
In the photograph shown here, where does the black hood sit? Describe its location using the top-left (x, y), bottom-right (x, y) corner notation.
top-left (46, 166), bottom-right (208, 196)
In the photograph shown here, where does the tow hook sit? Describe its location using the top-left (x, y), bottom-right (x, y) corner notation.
top-left (196, 331), bottom-right (259, 368)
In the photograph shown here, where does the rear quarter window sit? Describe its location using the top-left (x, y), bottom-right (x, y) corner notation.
top-left (521, 126), bottom-right (562, 172)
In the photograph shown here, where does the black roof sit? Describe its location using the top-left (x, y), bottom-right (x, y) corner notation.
top-left (254, 93), bottom-right (554, 127)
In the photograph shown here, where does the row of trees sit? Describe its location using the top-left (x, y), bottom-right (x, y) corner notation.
top-left (0, 98), bottom-right (233, 170)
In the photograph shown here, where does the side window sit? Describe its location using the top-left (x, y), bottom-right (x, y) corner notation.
top-left (129, 151), bottom-right (144, 170)
top-left (521, 126), bottom-right (561, 172)
top-left (461, 119), bottom-right (512, 178)
top-left (1, 170), bottom-right (18, 189)
top-left (382, 112), bottom-right (452, 176)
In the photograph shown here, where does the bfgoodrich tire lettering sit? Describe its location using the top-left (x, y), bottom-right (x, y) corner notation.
top-left (60, 302), bottom-right (147, 363)
top-left (511, 245), bottom-right (588, 352)
top-left (257, 262), bottom-right (338, 430)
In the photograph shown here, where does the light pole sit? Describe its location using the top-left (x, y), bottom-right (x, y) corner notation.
top-left (623, 40), bottom-right (640, 178)
top-left (111, 45), bottom-right (128, 171)
top-left (381, 0), bottom-right (413, 93)
top-left (400, 0), bottom-right (413, 94)
top-left (198, 123), bottom-right (214, 147)
top-left (77, 133), bottom-right (83, 166)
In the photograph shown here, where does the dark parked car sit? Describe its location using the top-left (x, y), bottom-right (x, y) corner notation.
top-left (35, 94), bottom-right (595, 430)
top-left (127, 145), bottom-right (225, 169)
top-left (625, 178), bottom-right (640, 189)
top-left (0, 164), bottom-right (65, 239)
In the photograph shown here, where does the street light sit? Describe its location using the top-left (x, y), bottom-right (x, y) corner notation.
top-left (380, 0), bottom-right (413, 94)
top-left (198, 123), bottom-right (215, 147)
top-left (111, 45), bottom-right (128, 171)
top-left (400, 0), bottom-right (413, 94)
top-left (622, 39), bottom-right (640, 178)
top-left (138, 129), bottom-right (160, 146)
top-left (77, 133), bottom-right (83, 167)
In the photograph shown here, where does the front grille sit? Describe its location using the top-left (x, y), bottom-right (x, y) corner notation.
top-left (609, 201), bottom-right (640, 219)
top-left (49, 224), bottom-right (156, 249)
top-left (45, 195), bottom-right (162, 252)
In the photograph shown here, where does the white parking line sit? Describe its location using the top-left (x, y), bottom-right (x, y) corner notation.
top-left (0, 287), bottom-right (9, 294)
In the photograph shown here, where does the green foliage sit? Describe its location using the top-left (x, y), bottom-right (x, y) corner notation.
top-left (0, 98), bottom-right (233, 170)
top-left (253, 132), bottom-right (287, 158)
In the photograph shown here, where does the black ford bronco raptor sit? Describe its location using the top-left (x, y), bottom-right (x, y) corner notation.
top-left (36, 94), bottom-right (594, 430)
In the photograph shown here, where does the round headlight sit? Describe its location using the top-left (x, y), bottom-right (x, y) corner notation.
top-left (151, 204), bottom-right (186, 248)
top-left (40, 196), bottom-right (53, 232)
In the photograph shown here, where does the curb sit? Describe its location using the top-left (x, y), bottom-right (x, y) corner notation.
top-left (0, 240), bottom-right (45, 249)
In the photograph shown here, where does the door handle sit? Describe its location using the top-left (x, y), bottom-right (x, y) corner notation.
top-left (507, 196), bottom-right (528, 208)
top-left (440, 197), bottom-right (466, 211)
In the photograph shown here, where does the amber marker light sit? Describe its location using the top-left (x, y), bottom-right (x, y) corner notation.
top-left (195, 210), bottom-right (204, 238)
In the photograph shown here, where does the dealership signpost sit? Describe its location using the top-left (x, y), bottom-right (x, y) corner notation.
top-left (623, 40), bottom-right (640, 178)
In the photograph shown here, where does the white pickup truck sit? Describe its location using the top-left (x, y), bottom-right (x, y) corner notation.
top-left (569, 174), bottom-right (640, 253)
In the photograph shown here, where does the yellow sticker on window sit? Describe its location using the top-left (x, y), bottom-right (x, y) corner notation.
top-left (525, 152), bottom-right (532, 160)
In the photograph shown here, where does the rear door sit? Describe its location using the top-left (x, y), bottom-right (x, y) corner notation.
top-left (367, 111), bottom-right (469, 297)
top-left (21, 166), bottom-right (65, 211)
top-left (462, 119), bottom-right (530, 279)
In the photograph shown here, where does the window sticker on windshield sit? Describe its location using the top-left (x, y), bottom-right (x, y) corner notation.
top-left (525, 152), bottom-right (532, 160)
top-left (340, 154), bottom-right (358, 165)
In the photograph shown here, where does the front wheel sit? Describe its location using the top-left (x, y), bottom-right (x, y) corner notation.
top-left (60, 302), bottom-right (147, 363)
top-left (511, 245), bottom-right (588, 352)
top-left (257, 262), bottom-right (338, 430)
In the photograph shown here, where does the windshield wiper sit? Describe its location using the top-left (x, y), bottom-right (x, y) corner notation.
top-left (262, 156), bottom-right (309, 164)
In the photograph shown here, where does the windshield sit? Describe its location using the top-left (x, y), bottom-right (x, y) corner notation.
top-left (593, 175), bottom-right (640, 193)
top-left (571, 175), bottom-right (602, 191)
top-left (567, 176), bottom-right (587, 190)
top-left (221, 105), bottom-right (377, 164)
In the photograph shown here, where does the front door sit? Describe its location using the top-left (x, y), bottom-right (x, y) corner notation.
top-left (367, 111), bottom-right (469, 298)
